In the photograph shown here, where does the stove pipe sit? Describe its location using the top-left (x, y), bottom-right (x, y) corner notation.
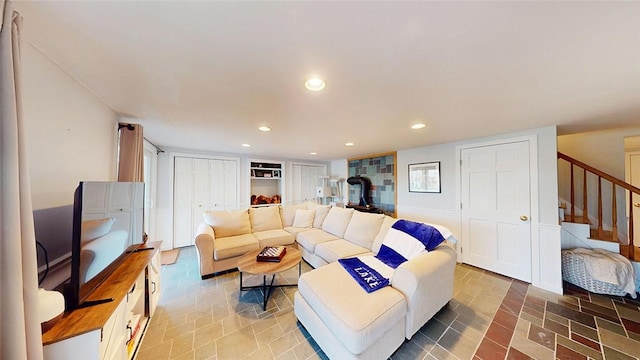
top-left (347, 176), bottom-right (372, 206)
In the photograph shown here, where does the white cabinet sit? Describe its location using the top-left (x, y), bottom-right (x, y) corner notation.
top-left (174, 156), bottom-right (238, 248)
top-left (43, 243), bottom-right (161, 360)
top-left (291, 164), bottom-right (326, 204)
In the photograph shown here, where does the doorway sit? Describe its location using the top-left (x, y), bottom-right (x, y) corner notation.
top-left (460, 140), bottom-right (533, 282)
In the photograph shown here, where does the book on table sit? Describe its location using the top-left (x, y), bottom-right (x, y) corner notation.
top-left (257, 246), bottom-right (286, 262)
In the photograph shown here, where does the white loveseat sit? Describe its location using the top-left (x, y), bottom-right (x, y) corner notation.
top-left (194, 205), bottom-right (296, 278)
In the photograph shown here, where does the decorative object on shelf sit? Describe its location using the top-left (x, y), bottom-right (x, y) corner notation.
top-left (251, 194), bottom-right (281, 205)
top-left (257, 246), bottom-right (287, 262)
top-left (250, 161), bottom-right (282, 178)
top-left (409, 161), bottom-right (441, 193)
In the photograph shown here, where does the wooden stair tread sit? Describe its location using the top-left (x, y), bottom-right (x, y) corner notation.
top-left (563, 215), bottom-right (590, 224)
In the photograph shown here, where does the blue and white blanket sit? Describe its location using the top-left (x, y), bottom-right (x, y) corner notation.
top-left (339, 220), bottom-right (447, 293)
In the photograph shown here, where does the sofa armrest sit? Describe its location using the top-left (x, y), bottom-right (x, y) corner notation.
top-left (392, 243), bottom-right (457, 339)
top-left (194, 222), bottom-right (216, 278)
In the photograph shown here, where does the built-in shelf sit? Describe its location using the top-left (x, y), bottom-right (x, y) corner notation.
top-left (250, 160), bottom-right (284, 206)
top-left (250, 161), bottom-right (282, 179)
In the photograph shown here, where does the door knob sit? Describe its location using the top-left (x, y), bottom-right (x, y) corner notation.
top-left (520, 215), bottom-right (529, 221)
top-left (635, 202), bottom-right (640, 208)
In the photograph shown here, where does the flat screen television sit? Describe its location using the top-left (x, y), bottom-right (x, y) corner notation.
top-left (65, 181), bottom-right (145, 310)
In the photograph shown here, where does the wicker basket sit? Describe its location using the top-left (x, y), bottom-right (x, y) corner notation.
top-left (561, 250), bottom-right (627, 296)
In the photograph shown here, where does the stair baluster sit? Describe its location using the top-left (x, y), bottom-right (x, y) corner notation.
top-left (570, 164), bottom-right (575, 223)
top-left (612, 184), bottom-right (618, 242)
top-left (598, 177), bottom-right (603, 239)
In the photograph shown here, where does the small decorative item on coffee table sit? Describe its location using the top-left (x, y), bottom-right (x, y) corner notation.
top-left (257, 246), bottom-right (286, 262)
top-left (238, 246), bottom-right (302, 310)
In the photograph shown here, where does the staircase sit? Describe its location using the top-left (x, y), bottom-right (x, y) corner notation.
top-left (558, 152), bottom-right (640, 260)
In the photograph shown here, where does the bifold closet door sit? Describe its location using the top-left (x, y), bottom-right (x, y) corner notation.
top-left (173, 157), bottom-right (197, 248)
top-left (209, 159), bottom-right (238, 211)
top-left (174, 157), bottom-right (238, 248)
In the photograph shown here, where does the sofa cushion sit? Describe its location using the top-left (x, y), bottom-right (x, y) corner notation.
top-left (343, 212), bottom-right (385, 250)
top-left (213, 233), bottom-right (259, 260)
top-left (293, 209), bottom-right (315, 228)
top-left (307, 203), bottom-right (331, 228)
top-left (254, 229), bottom-right (295, 248)
top-left (280, 204), bottom-right (307, 227)
top-left (372, 216), bottom-right (396, 254)
top-left (297, 262), bottom-right (406, 354)
top-left (315, 240), bottom-right (372, 264)
top-left (283, 226), bottom-right (315, 236)
top-left (296, 229), bottom-right (339, 253)
top-left (249, 206), bottom-right (283, 232)
top-left (203, 210), bottom-right (251, 238)
top-left (321, 207), bottom-right (354, 238)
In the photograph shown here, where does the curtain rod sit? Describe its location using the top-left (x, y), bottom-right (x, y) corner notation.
top-left (118, 123), bottom-right (135, 131)
top-left (144, 137), bottom-right (165, 154)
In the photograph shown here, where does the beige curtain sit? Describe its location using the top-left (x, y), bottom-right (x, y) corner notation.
top-left (0, 1), bottom-right (44, 359)
top-left (118, 123), bottom-right (144, 182)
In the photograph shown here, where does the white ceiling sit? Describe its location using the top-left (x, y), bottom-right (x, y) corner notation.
top-left (13, 1), bottom-right (640, 161)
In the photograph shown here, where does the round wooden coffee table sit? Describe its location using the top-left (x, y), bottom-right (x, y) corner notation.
top-left (237, 246), bottom-right (302, 310)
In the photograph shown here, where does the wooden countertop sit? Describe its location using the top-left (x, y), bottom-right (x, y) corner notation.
top-left (42, 242), bottom-right (161, 345)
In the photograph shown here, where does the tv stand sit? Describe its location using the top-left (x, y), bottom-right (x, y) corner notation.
top-left (43, 242), bottom-right (161, 360)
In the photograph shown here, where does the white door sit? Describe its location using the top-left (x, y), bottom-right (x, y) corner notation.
top-left (174, 156), bottom-right (239, 248)
top-left (461, 141), bottom-right (532, 282)
top-left (628, 152), bottom-right (640, 244)
top-left (222, 160), bottom-right (238, 210)
top-left (174, 157), bottom-right (196, 248)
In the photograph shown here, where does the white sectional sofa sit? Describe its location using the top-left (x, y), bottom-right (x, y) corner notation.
top-left (193, 203), bottom-right (458, 359)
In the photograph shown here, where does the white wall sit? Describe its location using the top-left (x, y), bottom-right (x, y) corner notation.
top-left (558, 127), bottom-right (640, 179)
top-left (395, 126), bottom-right (562, 293)
top-left (23, 44), bottom-right (118, 210)
top-left (155, 147), bottom-right (329, 249)
top-left (397, 126), bottom-right (559, 227)
top-left (21, 43), bottom-right (118, 278)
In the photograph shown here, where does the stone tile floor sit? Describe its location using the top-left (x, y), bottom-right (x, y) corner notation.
top-left (136, 246), bottom-right (640, 360)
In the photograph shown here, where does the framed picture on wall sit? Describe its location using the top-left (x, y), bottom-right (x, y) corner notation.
top-left (409, 162), bottom-right (441, 193)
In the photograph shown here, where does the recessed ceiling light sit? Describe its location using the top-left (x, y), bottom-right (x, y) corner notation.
top-left (310, 152), bottom-right (318, 155)
top-left (241, 143), bottom-right (251, 147)
top-left (345, 142), bottom-right (354, 146)
top-left (304, 78), bottom-right (326, 91)
top-left (258, 126), bottom-right (271, 132)
top-left (411, 123), bottom-right (426, 130)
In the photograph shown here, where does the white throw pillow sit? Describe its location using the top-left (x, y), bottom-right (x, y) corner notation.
top-left (203, 209), bottom-right (251, 238)
top-left (81, 218), bottom-right (116, 242)
top-left (292, 209), bottom-right (315, 228)
top-left (321, 207), bottom-right (354, 238)
top-left (307, 203), bottom-right (331, 228)
top-left (279, 204), bottom-right (307, 227)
